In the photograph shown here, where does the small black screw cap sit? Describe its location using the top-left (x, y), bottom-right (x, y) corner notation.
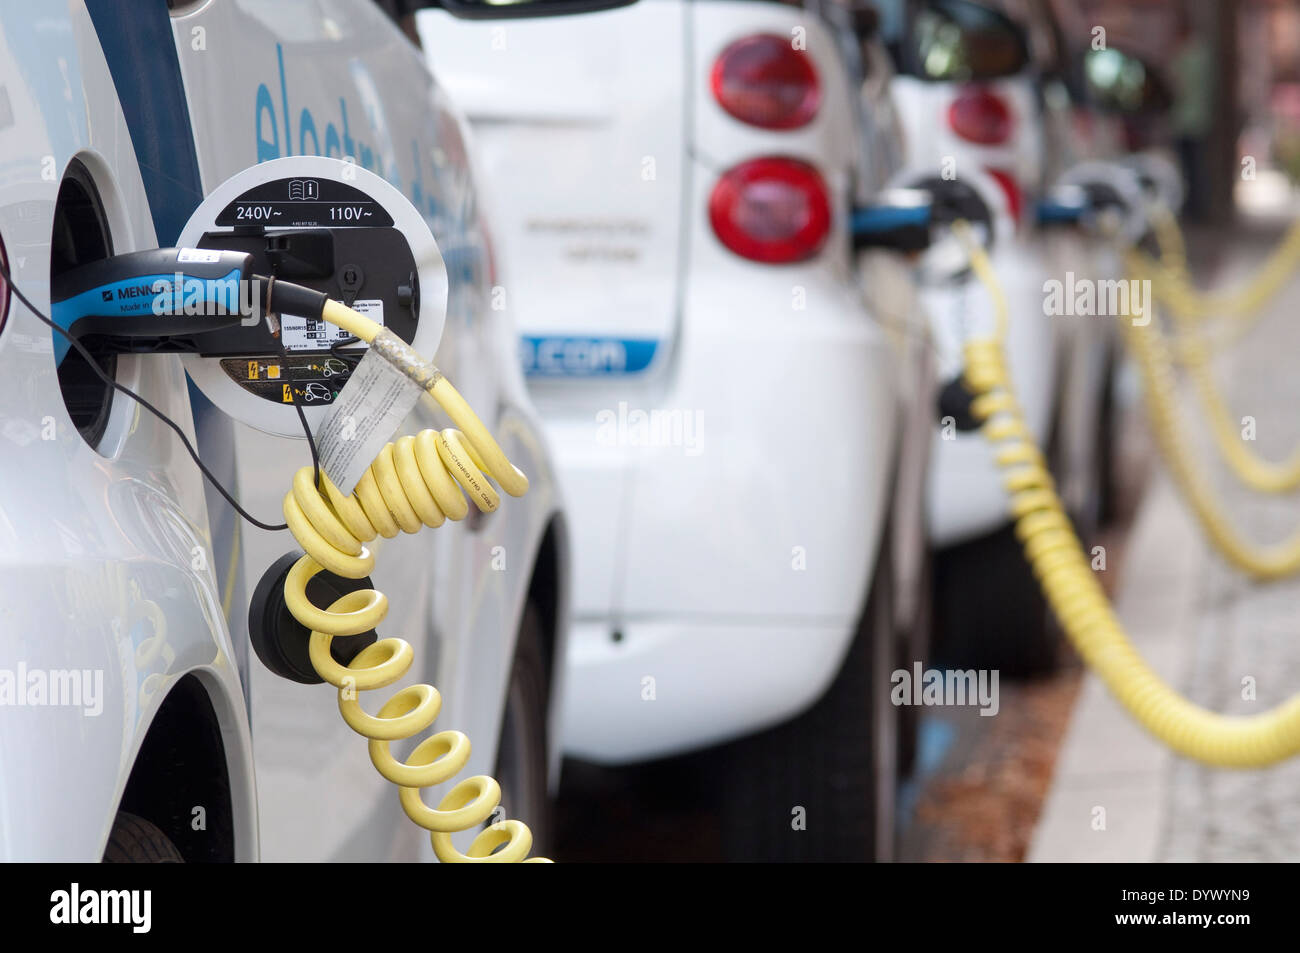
top-left (248, 551), bottom-right (379, 684)
top-left (937, 375), bottom-right (982, 433)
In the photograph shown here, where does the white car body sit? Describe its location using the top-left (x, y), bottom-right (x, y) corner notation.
top-left (420, 0), bottom-right (902, 764)
top-left (876, 0), bottom-right (1153, 553)
top-left (0, 0), bottom-right (567, 861)
top-left (907, 168), bottom-right (1060, 545)
top-left (891, 73), bottom-right (1046, 191)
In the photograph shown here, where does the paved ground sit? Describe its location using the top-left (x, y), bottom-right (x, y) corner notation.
top-left (1030, 215), bottom-right (1300, 862)
top-left (896, 667), bottom-right (1082, 862)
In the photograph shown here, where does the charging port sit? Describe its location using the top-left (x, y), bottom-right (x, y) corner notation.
top-left (51, 159), bottom-right (116, 448)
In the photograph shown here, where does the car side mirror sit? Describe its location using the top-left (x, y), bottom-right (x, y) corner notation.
top-left (1079, 47), bottom-right (1172, 116)
top-left (905, 0), bottom-right (1031, 82)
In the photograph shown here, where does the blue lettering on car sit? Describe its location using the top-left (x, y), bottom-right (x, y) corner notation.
top-left (519, 337), bottom-right (658, 377)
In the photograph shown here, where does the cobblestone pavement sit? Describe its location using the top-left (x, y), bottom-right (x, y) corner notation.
top-left (1032, 215), bottom-right (1300, 862)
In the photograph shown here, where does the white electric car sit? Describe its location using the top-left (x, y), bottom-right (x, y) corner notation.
top-left (867, 0), bottom-right (1175, 676)
top-left (0, 0), bottom-right (633, 863)
top-left (866, 0), bottom-right (1130, 675)
top-left (420, 0), bottom-right (927, 860)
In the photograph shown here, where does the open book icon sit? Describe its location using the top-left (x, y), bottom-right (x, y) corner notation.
top-left (288, 179), bottom-right (319, 201)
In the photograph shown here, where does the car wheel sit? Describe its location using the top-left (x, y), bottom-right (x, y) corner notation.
top-left (932, 522), bottom-right (1060, 678)
top-left (493, 602), bottom-right (553, 856)
top-left (716, 532), bottom-right (895, 862)
top-left (102, 811), bottom-right (183, 863)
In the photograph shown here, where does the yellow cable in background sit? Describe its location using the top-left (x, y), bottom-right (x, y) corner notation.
top-left (1114, 276), bottom-right (1300, 578)
top-left (1124, 202), bottom-right (1300, 492)
top-left (278, 299), bottom-right (549, 862)
top-left (1129, 249), bottom-right (1300, 493)
top-left (1139, 203), bottom-right (1300, 324)
top-left (1145, 206), bottom-right (1256, 358)
top-left (955, 220), bottom-right (1300, 767)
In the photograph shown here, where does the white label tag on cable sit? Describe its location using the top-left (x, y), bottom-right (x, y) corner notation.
top-left (315, 346), bottom-right (424, 496)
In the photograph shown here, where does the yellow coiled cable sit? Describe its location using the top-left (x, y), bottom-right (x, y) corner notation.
top-left (279, 299), bottom-right (549, 862)
top-left (1113, 274), bottom-right (1300, 578)
top-left (955, 221), bottom-right (1300, 767)
top-left (1140, 202), bottom-right (1300, 324)
top-left (1132, 204), bottom-right (1300, 491)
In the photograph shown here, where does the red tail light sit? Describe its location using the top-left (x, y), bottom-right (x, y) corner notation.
top-left (709, 157), bottom-right (831, 264)
top-left (984, 167), bottom-right (1022, 226)
top-left (948, 86), bottom-right (1013, 145)
top-left (711, 35), bottom-right (820, 130)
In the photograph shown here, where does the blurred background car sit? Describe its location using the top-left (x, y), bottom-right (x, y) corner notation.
top-left (419, 0), bottom-right (929, 861)
top-left (867, 0), bottom-right (1162, 676)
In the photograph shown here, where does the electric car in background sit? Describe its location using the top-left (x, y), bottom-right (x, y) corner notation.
top-left (863, 0), bottom-right (1137, 675)
top-left (420, 0), bottom-right (928, 861)
top-left (0, 0), bottom-right (632, 863)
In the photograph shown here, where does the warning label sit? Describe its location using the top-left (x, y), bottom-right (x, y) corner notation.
top-left (314, 347), bottom-right (424, 495)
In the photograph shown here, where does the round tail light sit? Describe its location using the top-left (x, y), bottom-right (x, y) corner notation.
top-left (711, 35), bottom-right (821, 130)
top-left (948, 85), bottom-right (1014, 145)
top-left (709, 157), bottom-right (831, 264)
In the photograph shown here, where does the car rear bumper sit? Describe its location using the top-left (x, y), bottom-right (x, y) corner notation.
top-left (537, 267), bottom-right (898, 761)
top-left (560, 615), bottom-right (856, 764)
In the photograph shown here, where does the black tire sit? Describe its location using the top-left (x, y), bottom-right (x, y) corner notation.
top-left (716, 535), bottom-right (895, 862)
top-left (102, 812), bottom-right (184, 863)
top-left (932, 522), bottom-right (1060, 678)
top-left (493, 602), bottom-right (553, 856)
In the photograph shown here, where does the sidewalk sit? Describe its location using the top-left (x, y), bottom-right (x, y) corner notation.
top-left (1029, 218), bottom-right (1300, 862)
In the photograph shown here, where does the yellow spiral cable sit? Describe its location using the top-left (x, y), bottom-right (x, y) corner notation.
top-left (279, 299), bottom-right (550, 862)
top-left (955, 220), bottom-right (1300, 767)
top-left (1139, 202), bottom-right (1300, 324)
top-left (1111, 271), bottom-right (1300, 578)
top-left (1130, 247), bottom-right (1300, 493)
top-left (1122, 202), bottom-right (1300, 490)
top-left (1134, 204), bottom-right (1289, 361)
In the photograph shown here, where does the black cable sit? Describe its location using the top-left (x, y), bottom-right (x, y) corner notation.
top-left (0, 258), bottom-right (289, 533)
top-left (263, 273), bottom-right (322, 491)
top-left (329, 334), bottom-right (363, 363)
top-left (279, 343), bottom-right (320, 491)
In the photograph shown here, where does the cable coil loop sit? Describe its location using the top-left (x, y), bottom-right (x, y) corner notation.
top-left (280, 300), bottom-right (546, 861)
top-left (955, 220), bottom-right (1300, 768)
